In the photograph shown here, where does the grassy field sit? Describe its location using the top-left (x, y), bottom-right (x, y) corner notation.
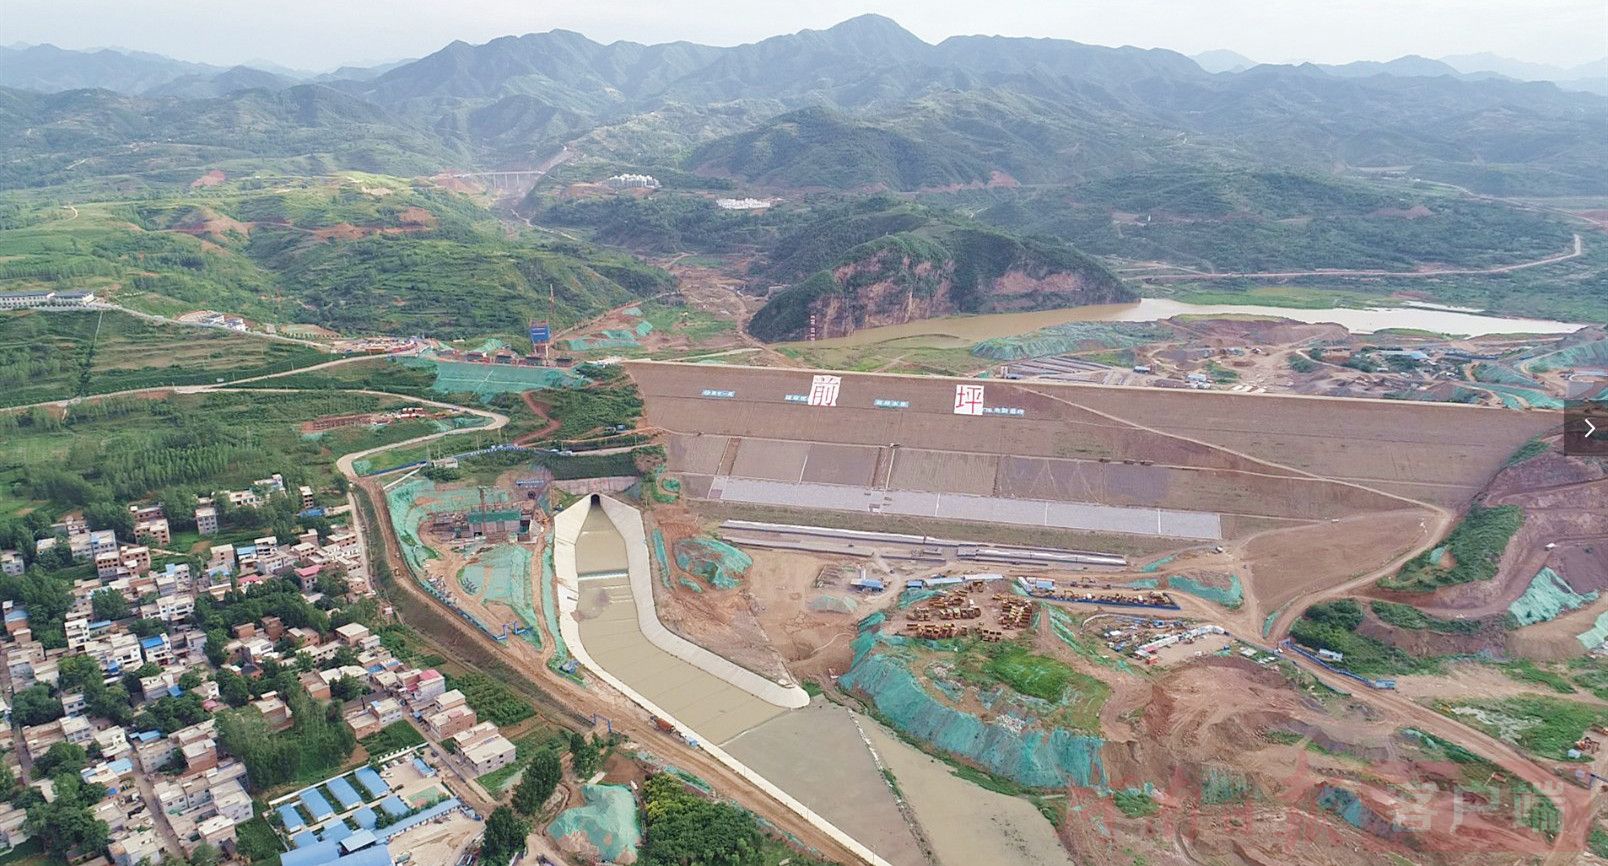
top-left (0, 309), bottom-right (333, 407)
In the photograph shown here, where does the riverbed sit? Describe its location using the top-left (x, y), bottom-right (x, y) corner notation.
top-left (788, 298), bottom-right (1586, 348)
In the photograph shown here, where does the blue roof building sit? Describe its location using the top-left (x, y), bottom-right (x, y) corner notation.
top-left (377, 796), bottom-right (408, 818)
top-left (375, 800), bottom-right (461, 843)
top-left (354, 767), bottom-right (389, 798)
top-left (299, 788), bottom-right (335, 821)
top-left (326, 777), bottom-right (362, 810)
top-left (351, 807), bottom-right (377, 830)
top-left (321, 822), bottom-right (354, 844)
top-left (292, 831), bottom-right (318, 849)
top-left (282, 838), bottom-right (392, 866)
top-left (278, 805), bottom-right (307, 832)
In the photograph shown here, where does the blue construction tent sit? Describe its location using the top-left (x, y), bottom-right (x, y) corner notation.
top-left (378, 796), bottom-right (408, 818)
top-left (326, 777), bottom-right (362, 810)
top-left (354, 767), bottom-right (389, 798)
top-left (278, 804), bottom-right (307, 832)
top-left (299, 788), bottom-right (335, 821)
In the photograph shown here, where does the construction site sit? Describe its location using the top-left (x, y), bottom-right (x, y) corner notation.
top-left (338, 355), bottom-right (1607, 866)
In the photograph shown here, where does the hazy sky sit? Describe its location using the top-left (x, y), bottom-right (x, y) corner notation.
top-left (8, 0), bottom-right (1607, 70)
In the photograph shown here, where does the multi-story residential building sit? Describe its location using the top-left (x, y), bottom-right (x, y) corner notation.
top-left (453, 722), bottom-right (518, 776)
top-left (133, 518), bottom-right (170, 547)
top-left (194, 503), bottom-right (218, 536)
top-left (139, 634), bottom-right (174, 666)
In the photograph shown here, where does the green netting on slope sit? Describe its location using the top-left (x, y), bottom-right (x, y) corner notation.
top-left (1263, 606), bottom-right (1284, 638)
top-left (548, 784), bottom-right (641, 863)
top-left (1043, 605), bottom-right (1130, 672)
top-left (647, 469), bottom-right (681, 504)
top-left (1138, 555), bottom-right (1176, 574)
top-left (477, 544), bottom-right (541, 645)
top-left (1476, 383), bottom-right (1565, 410)
top-left (1315, 786), bottom-right (1370, 830)
top-left (385, 477), bottom-right (443, 578)
top-left (898, 589), bottom-right (942, 609)
top-left (424, 359), bottom-right (586, 397)
top-left (564, 328), bottom-right (645, 351)
top-left (1509, 567), bottom-right (1598, 627)
top-left (1127, 578), bottom-right (1159, 590)
top-left (650, 529), bottom-right (671, 588)
top-left (1523, 338), bottom-right (1608, 373)
top-left (1428, 546), bottom-right (1448, 566)
top-left (1472, 363), bottom-right (1542, 387)
top-left (1578, 612), bottom-right (1608, 649)
top-left (838, 650), bottom-right (1106, 790)
top-left (1170, 574), bottom-right (1244, 610)
top-left (673, 537), bottom-right (751, 590)
top-left (539, 541), bottom-right (569, 664)
top-left (1488, 390), bottom-right (1527, 410)
top-left (678, 577), bottom-right (704, 593)
top-left (972, 322), bottom-right (1172, 362)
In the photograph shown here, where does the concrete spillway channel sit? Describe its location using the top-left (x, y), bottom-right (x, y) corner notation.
top-left (552, 495), bottom-right (892, 866)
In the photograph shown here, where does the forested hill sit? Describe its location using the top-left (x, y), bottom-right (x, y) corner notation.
top-left (3, 16), bottom-right (1606, 196)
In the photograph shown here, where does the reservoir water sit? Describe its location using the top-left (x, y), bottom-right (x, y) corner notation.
top-left (792, 298), bottom-right (1586, 348)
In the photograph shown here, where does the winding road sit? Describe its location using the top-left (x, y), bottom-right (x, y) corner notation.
top-left (1137, 233), bottom-right (1584, 282)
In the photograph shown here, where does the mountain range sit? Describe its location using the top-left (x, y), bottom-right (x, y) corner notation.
top-left (2, 16), bottom-right (1605, 195)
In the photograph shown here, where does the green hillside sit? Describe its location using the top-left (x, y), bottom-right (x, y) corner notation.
top-left (685, 106), bottom-right (993, 190)
top-left (946, 168), bottom-right (1578, 271)
top-left (0, 177), bottom-right (671, 337)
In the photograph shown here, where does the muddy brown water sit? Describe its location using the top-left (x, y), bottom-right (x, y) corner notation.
top-left (787, 299), bottom-right (1584, 348)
